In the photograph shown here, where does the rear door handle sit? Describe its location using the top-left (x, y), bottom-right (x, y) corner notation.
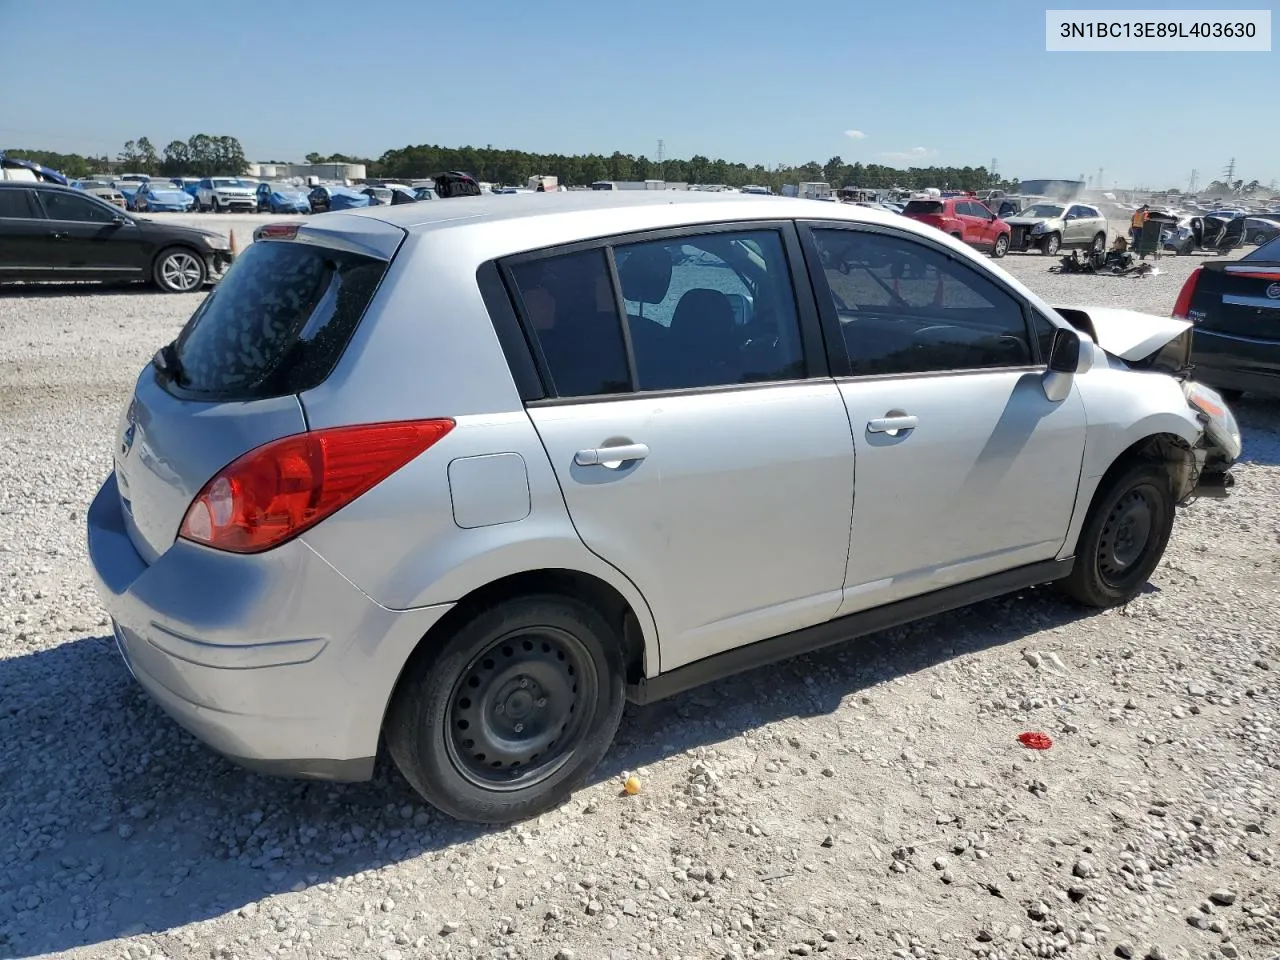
top-left (575, 443), bottom-right (649, 466)
top-left (867, 415), bottom-right (918, 434)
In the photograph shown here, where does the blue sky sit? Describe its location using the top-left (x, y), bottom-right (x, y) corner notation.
top-left (0, 0), bottom-right (1274, 189)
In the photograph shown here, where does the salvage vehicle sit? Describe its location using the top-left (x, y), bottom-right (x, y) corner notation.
top-left (133, 182), bottom-right (196, 213)
top-left (1172, 234), bottom-right (1280, 399)
top-left (86, 192), bottom-right (1240, 825)
top-left (901, 196), bottom-right (1011, 257)
top-left (195, 177), bottom-right (258, 213)
top-left (256, 182), bottom-right (311, 214)
top-left (308, 184), bottom-right (374, 213)
top-left (73, 180), bottom-right (127, 208)
top-left (0, 182), bottom-right (232, 292)
top-left (1006, 202), bottom-right (1108, 255)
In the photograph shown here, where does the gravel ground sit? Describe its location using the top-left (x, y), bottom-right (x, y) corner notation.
top-left (1, 237), bottom-right (1277, 960)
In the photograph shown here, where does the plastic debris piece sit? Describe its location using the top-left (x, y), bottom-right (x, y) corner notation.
top-left (1017, 732), bottom-right (1053, 750)
top-left (623, 775), bottom-right (642, 795)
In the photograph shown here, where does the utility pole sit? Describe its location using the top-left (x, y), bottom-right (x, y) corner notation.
top-left (1188, 168), bottom-right (1198, 194)
top-left (1097, 167), bottom-right (1103, 192)
top-left (1223, 157), bottom-right (1236, 182)
top-left (656, 139), bottom-right (665, 181)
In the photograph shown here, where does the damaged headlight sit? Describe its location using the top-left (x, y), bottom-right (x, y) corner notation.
top-left (1030, 222), bottom-right (1047, 234)
top-left (1183, 381), bottom-right (1243, 462)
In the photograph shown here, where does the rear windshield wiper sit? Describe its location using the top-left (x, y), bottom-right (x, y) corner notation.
top-left (152, 341), bottom-right (185, 384)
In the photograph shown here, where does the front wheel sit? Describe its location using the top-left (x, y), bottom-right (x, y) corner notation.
top-left (992, 233), bottom-right (1010, 258)
top-left (1059, 461), bottom-right (1176, 608)
top-left (1092, 232), bottom-right (1106, 253)
top-left (153, 247), bottom-right (207, 293)
top-left (1041, 232), bottom-right (1061, 256)
top-left (385, 595), bottom-right (626, 824)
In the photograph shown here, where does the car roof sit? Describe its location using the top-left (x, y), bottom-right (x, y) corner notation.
top-left (342, 189), bottom-right (908, 237)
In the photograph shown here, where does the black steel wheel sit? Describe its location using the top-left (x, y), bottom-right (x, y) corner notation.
top-left (386, 595), bottom-right (626, 824)
top-left (1060, 461), bottom-right (1175, 607)
top-left (445, 626), bottom-right (595, 791)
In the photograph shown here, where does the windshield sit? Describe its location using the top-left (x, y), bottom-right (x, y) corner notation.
top-left (266, 182), bottom-right (295, 193)
top-left (368, 187), bottom-right (391, 198)
top-left (1021, 204), bottom-right (1066, 218)
top-left (903, 200), bottom-right (944, 215)
top-left (212, 178), bottom-right (241, 188)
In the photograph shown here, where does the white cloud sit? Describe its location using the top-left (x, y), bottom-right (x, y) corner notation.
top-left (877, 146), bottom-right (938, 164)
top-left (844, 129), bottom-right (867, 140)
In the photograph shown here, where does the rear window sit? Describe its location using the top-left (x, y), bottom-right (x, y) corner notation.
top-left (1245, 236), bottom-right (1280, 261)
top-left (903, 200), bottom-right (944, 215)
top-left (165, 240), bottom-right (389, 400)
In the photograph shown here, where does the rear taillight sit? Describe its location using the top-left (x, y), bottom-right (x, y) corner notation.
top-left (179, 419), bottom-right (454, 554)
top-left (255, 222), bottom-right (301, 241)
top-left (1172, 267), bottom-right (1202, 319)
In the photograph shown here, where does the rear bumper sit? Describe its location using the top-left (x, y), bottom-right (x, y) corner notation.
top-left (87, 473), bottom-right (453, 780)
top-left (1191, 328), bottom-right (1280, 397)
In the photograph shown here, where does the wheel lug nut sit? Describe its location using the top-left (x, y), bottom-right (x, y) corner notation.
top-left (519, 678), bottom-right (529, 688)
top-left (536, 697), bottom-right (547, 707)
top-left (495, 704), bottom-right (504, 714)
top-left (514, 722), bottom-right (524, 733)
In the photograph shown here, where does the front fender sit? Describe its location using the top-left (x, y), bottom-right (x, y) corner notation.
top-left (1058, 366), bottom-right (1203, 559)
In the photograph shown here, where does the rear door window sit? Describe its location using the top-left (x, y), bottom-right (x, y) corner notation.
top-left (166, 239), bottom-right (390, 400)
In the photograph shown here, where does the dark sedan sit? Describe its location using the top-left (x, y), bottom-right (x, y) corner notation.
top-left (1173, 235), bottom-right (1280, 399)
top-left (0, 182), bottom-right (233, 293)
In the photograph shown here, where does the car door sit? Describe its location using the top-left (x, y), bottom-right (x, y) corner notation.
top-left (34, 189), bottom-right (149, 277)
top-left (972, 201), bottom-right (999, 248)
top-left (1064, 205), bottom-right (1089, 245)
top-left (506, 224), bottom-right (856, 671)
top-left (800, 222), bottom-right (1087, 614)
top-left (0, 187), bottom-right (49, 276)
top-left (955, 202), bottom-right (983, 246)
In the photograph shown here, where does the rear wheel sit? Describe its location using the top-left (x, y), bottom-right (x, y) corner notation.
top-left (992, 233), bottom-right (1010, 258)
top-left (385, 595), bottom-right (625, 824)
top-left (1060, 461), bottom-right (1175, 608)
top-left (153, 247), bottom-right (207, 293)
top-left (1092, 232), bottom-right (1106, 253)
top-left (1042, 232), bottom-right (1061, 255)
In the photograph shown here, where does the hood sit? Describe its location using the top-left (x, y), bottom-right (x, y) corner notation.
top-left (1007, 214), bottom-right (1059, 226)
top-left (149, 190), bottom-right (190, 202)
top-left (1053, 305), bottom-right (1192, 362)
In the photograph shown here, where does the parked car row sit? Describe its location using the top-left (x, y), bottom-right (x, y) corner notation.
top-left (896, 196), bottom-right (1110, 259)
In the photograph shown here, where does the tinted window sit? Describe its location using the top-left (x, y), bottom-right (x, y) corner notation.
top-left (1245, 235), bottom-right (1280, 261)
top-left (904, 200), bottom-right (944, 216)
top-left (168, 240), bottom-right (388, 400)
top-left (508, 248), bottom-right (631, 398)
top-left (614, 230), bottom-right (805, 390)
top-left (39, 190), bottom-right (116, 223)
top-left (811, 227), bottom-right (1033, 376)
top-left (0, 189), bottom-right (34, 219)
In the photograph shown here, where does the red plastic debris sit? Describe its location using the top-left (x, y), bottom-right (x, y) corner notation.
top-left (1017, 732), bottom-right (1054, 750)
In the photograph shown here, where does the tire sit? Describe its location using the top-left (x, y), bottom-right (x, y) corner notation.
top-left (152, 246), bottom-right (207, 293)
top-left (1059, 461), bottom-right (1176, 608)
top-left (1042, 232), bottom-right (1061, 256)
top-left (385, 595), bottom-right (626, 824)
top-left (1091, 232), bottom-right (1106, 253)
top-left (992, 233), bottom-right (1010, 258)
top-left (212, 198), bottom-right (222, 213)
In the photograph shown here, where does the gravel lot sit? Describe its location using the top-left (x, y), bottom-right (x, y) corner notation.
top-left (1, 221), bottom-right (1277, 960)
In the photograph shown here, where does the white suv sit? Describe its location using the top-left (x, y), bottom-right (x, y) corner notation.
top-left (194, 177), bottom-right (258, 213)
top-left (87, 193), bottom-right (1241, 824)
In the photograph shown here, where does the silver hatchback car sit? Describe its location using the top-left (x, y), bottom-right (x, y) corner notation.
top-left (87, 193), bottom-right (1241, 823)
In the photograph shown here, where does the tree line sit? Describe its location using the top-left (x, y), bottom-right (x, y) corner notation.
top-left (9, 137), bottom-right (1017, 192)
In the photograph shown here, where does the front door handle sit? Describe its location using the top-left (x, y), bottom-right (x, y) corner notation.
top-left (575, 443), bottom-right (649, 466)
top-left (867, 415), bottom-right (918, 434)
top-left (50, 231), bottom-right (70, 240)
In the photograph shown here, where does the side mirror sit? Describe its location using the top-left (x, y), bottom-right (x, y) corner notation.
top-left (1048, 327), bottom-right (1081, 372)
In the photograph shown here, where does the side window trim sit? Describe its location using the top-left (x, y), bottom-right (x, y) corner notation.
top-left (0, 188), bottom-right (37, 219)
top-left (499, 219), bottom-right (831, 404)
top-left (796, 218), bottom-right (1040, 380)
top-left (476, 260), bottom-right (546, 402)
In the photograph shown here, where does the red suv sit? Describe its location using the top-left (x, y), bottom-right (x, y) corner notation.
top-left (902, 197), bottom-right (1011, 258)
